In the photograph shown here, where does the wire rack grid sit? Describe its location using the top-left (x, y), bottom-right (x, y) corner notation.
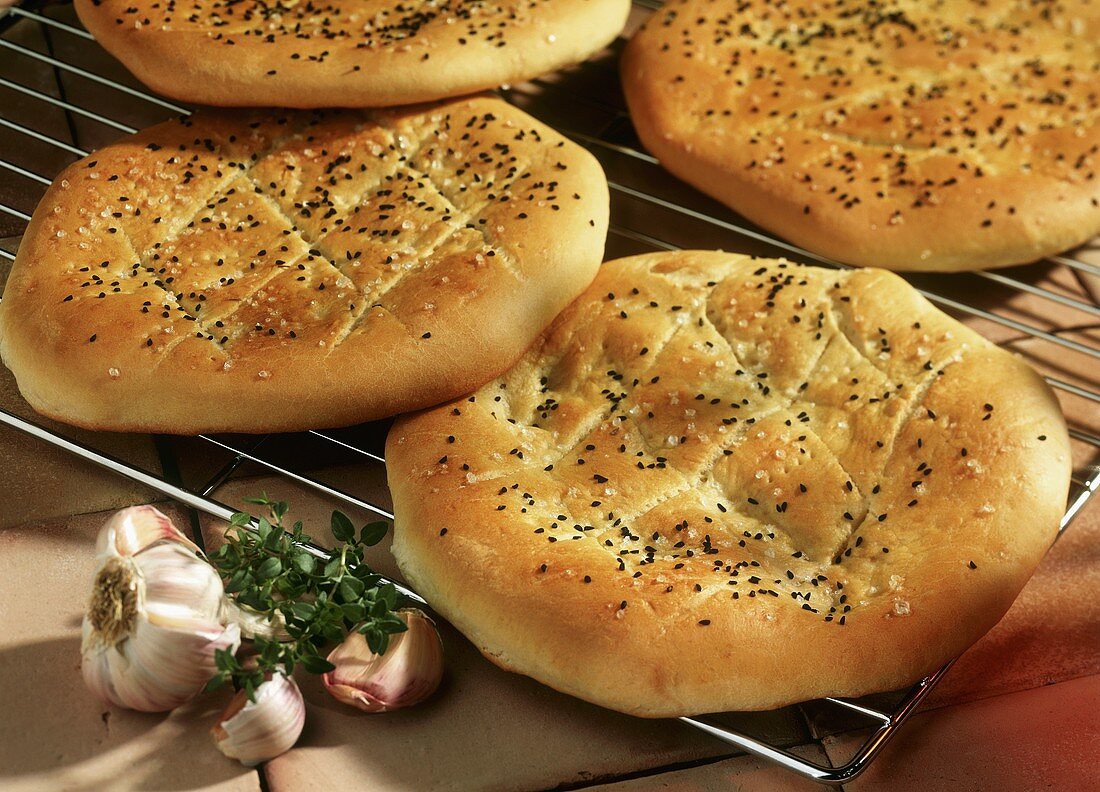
top-left (0, 2), bottom-right (1097, 786)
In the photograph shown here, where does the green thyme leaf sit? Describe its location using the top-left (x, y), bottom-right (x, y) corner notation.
top-left (341, 603), bottom-right (366, 622)
top-left (363, 629), bottom-right (387, 655)
top-left (224, 569), bottom-right (249, 594)
top-left (203, 674), bottom-right (227, 693)
top-left (338, 576), bottom-right (365, 601)
top-left (256, 556), bottom-right (283, 580)
top-left (359, 521), bottom-right (388, 546)
top-left (380, 613), bottom-right (409, 633)
top-left (300, 655), bottom-right (336, 674)
top-left (290, 601), bottom-right (316, 620)
top-left (379, 583), bottom-right (398, 609)
top-left (331, 511), bottom-right (355, 543)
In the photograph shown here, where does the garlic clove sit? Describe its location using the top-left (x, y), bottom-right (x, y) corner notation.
top-left (225, 600), bottom-right (293, 642)
top-left (322, 608), bottom-right (444, 713)
top-left (95, 505), bottom-right (200, 560)
top-left (139, 542), bottom-right (226, 623)
top-left (81, 540), bottom-right (239, 712)
top-left (83, 612), bottom-right (240, 712)
top-left (213, 673), bottom-right (305, 766)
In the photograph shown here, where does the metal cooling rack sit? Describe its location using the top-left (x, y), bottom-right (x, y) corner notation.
top-left (1, 2), bottom-right (1097, 786)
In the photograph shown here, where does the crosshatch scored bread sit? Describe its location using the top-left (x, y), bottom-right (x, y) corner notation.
top-left (622, 0), bottom-right (1100, 272)
top-left (0, 96), bottom-right (609, 434)
top-left (387, 251), bottom-right (1071, 716)
top-left (75, 0), bottom-right (631, 108)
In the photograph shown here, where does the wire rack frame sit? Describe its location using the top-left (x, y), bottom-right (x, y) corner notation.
top-left (0, 3), bottom-right (1097, 786)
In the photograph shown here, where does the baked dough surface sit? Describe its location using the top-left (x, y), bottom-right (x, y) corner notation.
top-left (75, 0), bottom-right (631, 107)
top-left (0, 97), bottom-right (608, 433)
top-left (622, 0), bottom-right (1100, 271)
top-left (388, 251), bottom-right (1070, 716)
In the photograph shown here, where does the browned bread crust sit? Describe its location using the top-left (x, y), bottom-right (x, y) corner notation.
top-left (75, 0), bottom-right (631, 108)
top-left (622, 0), bottom-right (1100, 272)
top-left (387, 250), bottom-right (1071, 716)
top-left (0, 97), bottom-right (609, 434)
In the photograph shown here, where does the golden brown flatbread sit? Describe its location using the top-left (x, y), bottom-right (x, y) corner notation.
top-left (0, 97), bottom-right (609, 433)
top-left (388, 250), bottom-right (1071, 715)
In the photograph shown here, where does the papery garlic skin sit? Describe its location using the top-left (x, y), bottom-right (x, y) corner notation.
top-left (213, 673), bottom-right (305, 766)
top-left (81, 527), bottom-right (240, 712)
top-left (225, 600), bottom-right (293, 642)
top-left (95, 505), bottom-right (201, 559)
top-left (322, 608), bottom-right (444, 712)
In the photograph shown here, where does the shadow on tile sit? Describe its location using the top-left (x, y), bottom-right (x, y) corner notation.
top-left (0, 636), bottom-right (256, 791)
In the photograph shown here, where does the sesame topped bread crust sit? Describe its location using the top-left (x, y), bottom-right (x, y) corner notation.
top-left (622, 0), bottom-right (1100, 272)
top-left (387, 251), bottom-right (1070, 716)
top-left (75, 0), bottom-right (631, 108)
top-left (0, 97), bottom-right (609, 434)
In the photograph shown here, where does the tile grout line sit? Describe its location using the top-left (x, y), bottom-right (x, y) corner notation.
top-left (257, 762), bottom-right (273, 792)
top-left (41, 13), bottom-right (81, 153)
top-left (539, 750), bottom-right (746, 791)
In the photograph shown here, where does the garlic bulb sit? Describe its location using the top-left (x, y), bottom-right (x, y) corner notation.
top-left (96, 504), bottom-right (201, 558)
top-left (322, 608), bottom-right (444, 712)
top-left (212, 673), bottom-right (305, 766)
top-left (81, 509), bottom-right (240, 712)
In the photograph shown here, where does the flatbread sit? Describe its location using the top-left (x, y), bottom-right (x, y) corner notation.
top-left (622, 0), bottom-right (1100, 271)
top-left (387, 250), bottom-right (1071, 715)
top-left (0, 97), bottom-right (609, 433)
top-left (76, 0), bottom-right (631, 107)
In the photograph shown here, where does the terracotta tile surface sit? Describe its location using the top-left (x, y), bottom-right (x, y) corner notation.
top-left (197, 474), bottom-right (396, 576)
top-left (168, 430), bottom-right (393, 514)
top-left (824, 674), bottom-right (1100, 791)
top-left (0, 506), bottom-right (259, 791)
top-left (0, 360), bottom-right (165, 530)
top-left (267, 642), bottom-right (730, 792)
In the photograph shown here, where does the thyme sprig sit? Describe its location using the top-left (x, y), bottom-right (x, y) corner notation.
top-left (205, 494), bottom-right (407, 699)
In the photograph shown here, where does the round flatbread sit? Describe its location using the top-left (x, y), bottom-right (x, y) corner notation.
top-left (0, 97), bottom-right (609, 433)
top-left (387, 250), bottom-right (1071, 716)
top-left (75, 0), bottom-right (631, 108)
top-left (622, 0), bottom-right (1100, 271)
